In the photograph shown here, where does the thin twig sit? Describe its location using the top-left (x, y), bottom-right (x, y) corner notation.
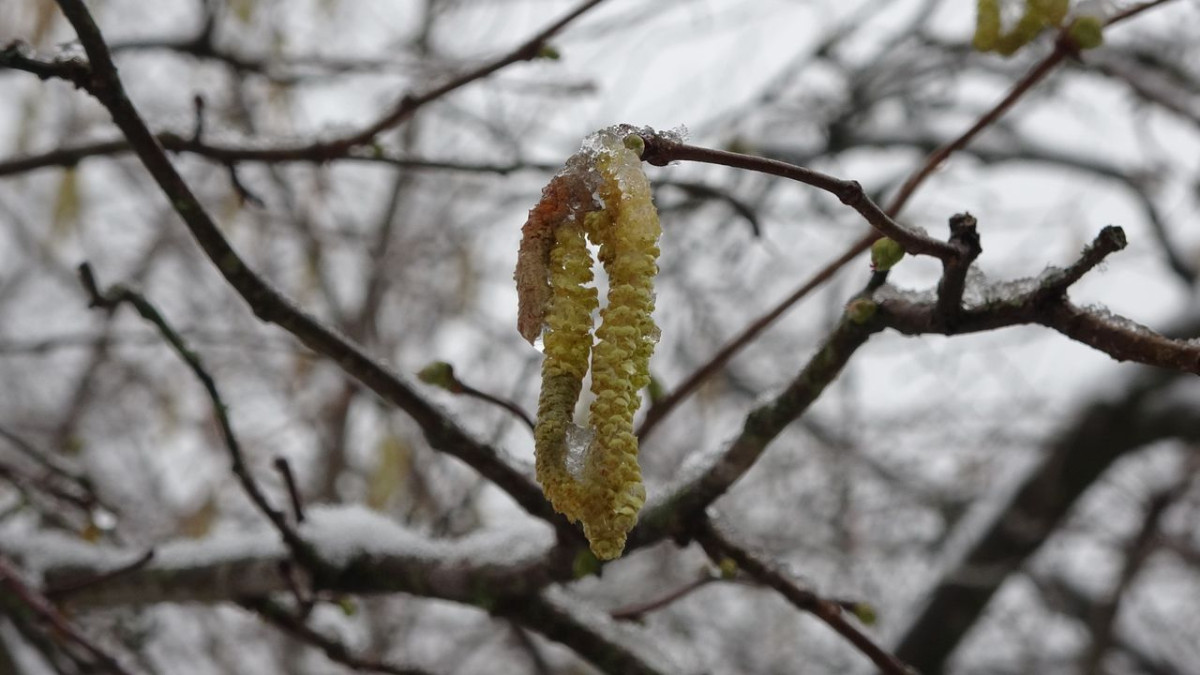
top-left (43, 550), bottom-right (155, 600)
top-left (1036, 225), bottom-right (1128, 296)
top-left (610, 573), bottom-right (720, 621)
top-left (0, 426), bottom-right (80, 482)
top-left (0, 42), bottom-right (91, 86)
top-left (78, 263), bottom-right (317, 567)
top-left (328, 0), bottom-right (609, 151)
top-left (884, 46), bottom-right (1067, 218)
top-left (0, 554), bottom-right (134, 675)
top-left (494, 591), bottom-right (671, 675)
top-left (694, 519), bottom-right (911, 675)
top-left (418, 362), bottom-right (536, 433)
top-left (635, 1), bottom-right (1175, 439)
top-left (272, 456), bottom-right (306, 524)
top-left (458, 383), bottom-right (537, 433)
top-left (640, 136), bottom-right (958, 261)
top-left (0, 134), bottom-right (543, 177)
top-left (277, 559), bottom-right (316, 619)
top-left (631, 312), bottom-right (878, 547)
top-left (242, 597), bottom-right (432, 675)
top-left (50, 0), bottom-right (557, 525)
top-left (1081, 463), bottom-right (1195, 674)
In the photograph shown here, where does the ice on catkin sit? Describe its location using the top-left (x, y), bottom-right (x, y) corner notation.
top-left (514, 125), bottom-right (665, 560)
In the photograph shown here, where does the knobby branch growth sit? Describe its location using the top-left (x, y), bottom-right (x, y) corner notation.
top-left (634, 0), bottom-right (1179, 440)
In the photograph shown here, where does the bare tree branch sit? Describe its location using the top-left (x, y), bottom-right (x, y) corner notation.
top-left (0, 554), bottom-right (133, 675)
top-left (893, 361), bottom-right (1200, 672)
top-left (695, 518), bottom-right (911, 675)
top-left (242, 597), bottom-right (433, 675)
top-left (47, 0), bottom-right (561, 529)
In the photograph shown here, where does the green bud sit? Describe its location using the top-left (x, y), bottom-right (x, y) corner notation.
top-left (622, 133), bottom-right (646, 158)
top-left (870, 237), bottom-right (906, 272)
top-left (572, 548), bottom-right (602, 579)
top-left (1068, 16), bottom-right (1104, 50)
top-left (536, 44), bottom-right (561, 60)
top-left (851, 602), bottom-right (877, 626)
top-left (717, 557), bottom-right (738, 579)
top-left (845, 298), bottom-right (878, 325)
top-left (646, 374), bottom-right (666, 405)
top-left (417, 361), bottom-right (458, 391)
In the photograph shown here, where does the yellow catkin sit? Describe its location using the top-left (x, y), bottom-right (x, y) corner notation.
top-left (534, 220), bottom-right (598, 525)
top-left (579, 137), bottom-right (661, 559)
top-left (976, 0), bottom-right (1072, 57)
top-left (517, 125), bottom-right (663, 560)
top-left (973, 0), bottom-right (1002, 52)
top-left (1036, 0), bottom-right (1070, 25)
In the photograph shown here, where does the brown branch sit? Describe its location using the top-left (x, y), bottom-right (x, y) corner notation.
top-left (884, 46), bottom-right (1067, 218)
top-left (637, 234), bottom-right (870, 440)
top-left (694, 520), bottom-right (912, 675)
top-left (10, 0), bottom-right (607, 166)
top-left (49, 0), bottom-right (557, 527)
top-left (273, 457), bottom-right (306, 524)
top-left (0, 133), bottom-right (545, 178)
top-left (0, 554), bottom-right (133, 675)
top-left (494, 591), bottom-right (672, 675)
top-left (1105, 0), bottom-right (1179, 25)
top-left (631, 310), bottom-right (878, 547)
top-left (43, 550), bottom-right (154, 600)
top-left (879, 0), bottom-right (1173, 218)
top-left (327, 0), bottom-right (609, 152)
top-left (610, 573), bottom-right (720, 622)
top-left (934, 213), bottom-right (983, 326)
top-left (877, 226), bottom-right (1200, 372)
top-left (640, 135), bottom-right (958, 261)
top-left (242, 597), bottom-right (432, 675)
top-left (892, 350), bottom-right (1200, 672)
top-left (418, 362), bottom-right (536, 433)
top-left (1080, 466), bottom-right (1195, 674)
top-left (0, 41), bottom-right (90, 87)
top-left (637, 3), bottom-right (1177, 441)
top-left (78, 263), bottom-right (318, 568)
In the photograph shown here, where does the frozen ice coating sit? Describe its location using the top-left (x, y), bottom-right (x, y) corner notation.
top-left (565, 422), bottom-right (595, 479)
top-left (517, 124), bottom-right (666, 560)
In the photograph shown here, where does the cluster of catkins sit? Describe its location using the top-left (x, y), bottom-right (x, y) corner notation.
top-left (974, 0), bottom-right (1105, 56)
top-left (515, 125), bottom-right (662, 560)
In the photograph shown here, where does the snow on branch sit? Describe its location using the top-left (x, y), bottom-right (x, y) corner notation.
top-left (1, 505), bottom-right (554, 608)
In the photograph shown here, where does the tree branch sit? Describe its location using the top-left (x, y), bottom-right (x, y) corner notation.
top-left (78, 263), bottom-right (317, 568)
top-left (892, 360), bottom-right (1200, 672)
top-left (638, 0), bottom-right (1177, 442)
top-left (0, 41), bottom-right (90, 87)
top-left (326, 0), bottom-right (609, 152)
top-left (49, 0), bottom-right (558, 527)
top-left (876, 227), bottom-right (1200, 373)
top-left (695, 519), bottom-right (911, 675)
top-left (242, 597), bottom-right (433, 675)
top-left (639, 135), bottom-right (958, 261)
top-left (495, 590), bottom-right (673, 675)
top-left (0, 554), bottom-right (133, 675)
top-left (12, 507), bottom-right (558, 608)
top-left (632, 310), bottom-right (878, 547)
top-left (0, 133), bottom-right (544, 178)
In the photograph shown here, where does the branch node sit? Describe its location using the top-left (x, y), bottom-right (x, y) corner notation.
top-left (935, 212), bottom-right (983, 328)
top-left (273, 457), bottom-right (306, 524)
